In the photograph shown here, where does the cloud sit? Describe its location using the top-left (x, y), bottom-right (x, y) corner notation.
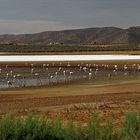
top-left (0, 0), bottom-right (140, 34)
top-left (0, 19), bottom-right (83, 34)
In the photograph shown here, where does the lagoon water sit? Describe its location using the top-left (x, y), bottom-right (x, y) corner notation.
top-left (0, 55), bottom-right (140, 88)
top-left (0, 55), bottom-right (140, 62)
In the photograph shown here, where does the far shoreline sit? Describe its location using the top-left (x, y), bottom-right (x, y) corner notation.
top-left (0, 50), bottom-right (140, 55)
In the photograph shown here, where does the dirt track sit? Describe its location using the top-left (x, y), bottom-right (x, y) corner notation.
top-left (0, 91), bottom-right (139, 112)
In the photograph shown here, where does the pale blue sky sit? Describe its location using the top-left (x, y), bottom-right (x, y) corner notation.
top-left (0, 0), bottom-right (140, 34)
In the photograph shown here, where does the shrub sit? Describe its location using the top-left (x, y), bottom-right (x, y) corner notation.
top-left (121, 110), bottom-right (140, 140)
top-left (0, 110), bottom-right (139, 140)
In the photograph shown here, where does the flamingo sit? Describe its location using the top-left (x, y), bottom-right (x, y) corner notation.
top-left (67, 62), bottom-right (70, 67)
top-left (7, 80), bottom-right (12, 88)
top-left (124, 64), bottom-right (128, 71)
top-left (95, 68), bottom-right (98, 75)
top-left (88, 72), bottom-right (92, 80)
top-left (34, 73), bottom-right (42, 86)
top-left (31, 68), bottom-right (34, 74)
top-left (10, 70), bottom-right (13, 77)
top-left (63, 70), bottom-right (66, 82)
top-left (107, 73), bottom-right (111, 79)
top-left (31, 63), bottom-right (34, 68)
top-left (43, 64), bottom-right (46, 69)
top-left (83, 67), bottom-right (87, 72)
top-left (69, 71), bottom-right (73, 80)
top-left (6, 73), bottom-right (9, 79)
top-left (0, 68), bottom-right (2, 74)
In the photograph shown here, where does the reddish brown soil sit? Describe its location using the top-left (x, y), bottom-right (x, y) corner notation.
top-left (0, 85), bottom-right (140, 128)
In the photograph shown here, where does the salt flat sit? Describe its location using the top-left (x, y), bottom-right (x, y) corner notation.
top-left (0, 55), bottom-right (140, 62)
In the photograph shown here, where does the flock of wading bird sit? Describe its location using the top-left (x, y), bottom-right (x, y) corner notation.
top-left (0, 62), bottom-right (140, 88)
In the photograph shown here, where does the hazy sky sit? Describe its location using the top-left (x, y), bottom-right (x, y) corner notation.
top-left (0, 0), bottom-right (140, 34)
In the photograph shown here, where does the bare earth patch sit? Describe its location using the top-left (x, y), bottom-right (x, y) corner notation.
top-left (0, 80), bottom-right (140, 128)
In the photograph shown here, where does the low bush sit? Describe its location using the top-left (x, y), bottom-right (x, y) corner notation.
top-left (0, 110), bottom-right (139, 140)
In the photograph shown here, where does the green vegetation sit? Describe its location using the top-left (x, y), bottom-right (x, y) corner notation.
top-left (0, 110), bottom-right (139, 140)
top-left (0, 44), bottom-right (140, 53)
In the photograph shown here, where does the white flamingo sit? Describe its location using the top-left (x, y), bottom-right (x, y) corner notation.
top-left (31, 63), bottom-right (34, 68)
top-left (132, 64), bottom-right (136, 69)
top-left (107, 73), bottom-right (111, 79)
top-left (7, 80), bottom-right (12, 87)
top-left (63, 70), bottom-right (66, 77)
top-left (114, 65), bottom-right (118, 70)
top-left (95, 68), bottom-right (98, 75)
top-left (124, 64), bottom-right (128, 71)
top-left (83, 67), bottom-right (87, 72)
top-left (67, 62), bottom-right (70, 67)
top-left (6, 73), bottom-right (9, 79)
top-left (79, 66), bottom-right (82, 71)
top-left (13, 75), bottom-right (16, 83)
top-left (43, 64), bottom-right (46, 69)
top-left (63, 70), bottom-right (66, 82)
top-left (89, 68), bottom-right (92, 72)
top-left (137, 65), bottom-right (140, 72)
top-left (58, 67), bottom-right (62, 71)
top-left (69, 71), bottom-right (73, 80)
top-left (6, 65), bottom-right (8, 69)
top-left (31, 68), bottom-right (34, 74)
top-left (88, 72), bottom-right (92, 80)
top-left (10, 70), bottom-right (13, 77)
top-left (35, 73), bottom-right (42, 85)
top-left (55, 72), bottom-right (58, 83)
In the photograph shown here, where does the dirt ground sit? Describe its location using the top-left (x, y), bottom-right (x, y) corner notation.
top-left (0, 78), bottom-right (140, 127)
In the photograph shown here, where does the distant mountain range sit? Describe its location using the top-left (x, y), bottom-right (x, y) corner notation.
top-left (0, 26), bottom-right (140, 45)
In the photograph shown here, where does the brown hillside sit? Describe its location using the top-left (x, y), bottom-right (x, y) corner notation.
top-left (0, 26), bottom-right (140, 45)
